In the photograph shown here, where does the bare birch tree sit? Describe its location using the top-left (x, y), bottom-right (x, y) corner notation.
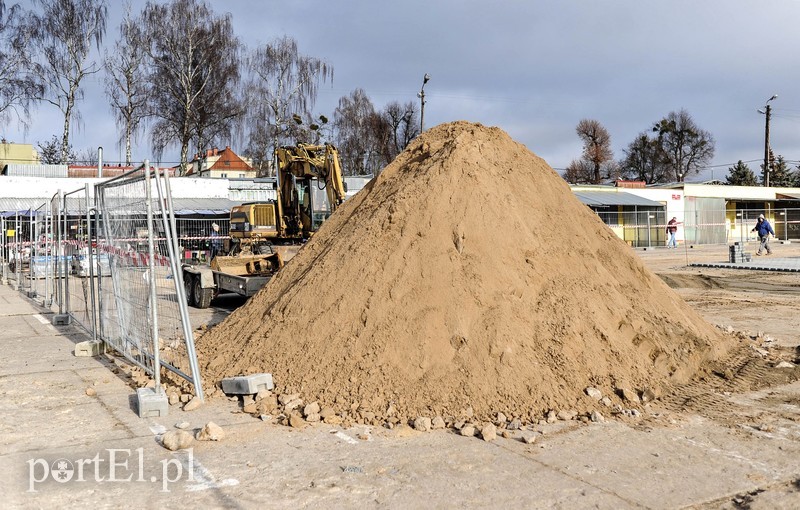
top-left (244, 36), bottom-right (332, 175)
top-left (28, 0), bottom-right (107, 163)
top-left (576, 118), bottom-right (614, 183)
top-left (103, 4), bottom-right (147, 166)
top-left (0, 0), bottom-right (43, 130)
top-left (142, 0), bottom-right (242, 174)
top-left (333, 88), bottom-right (378, 175)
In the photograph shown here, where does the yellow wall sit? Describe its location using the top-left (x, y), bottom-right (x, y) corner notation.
top-left (0, 143), bottom-right (39, 167)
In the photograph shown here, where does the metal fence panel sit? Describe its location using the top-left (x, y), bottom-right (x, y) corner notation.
top-left (95, 164), bottom-right (202, 398)
top-left (63, 186), bottom-right (97, 336)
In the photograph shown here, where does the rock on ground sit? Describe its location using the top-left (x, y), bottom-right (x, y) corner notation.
top-left (162, 430), bottom-right (193, 450)
top-left (195, 421), bottom-right (225, 441)
top-left (414, 416), bottom-right (432, 432)
top-left (183, 397), bottom-right (203, 412)
top-left (481, 423), bottom-right (497, 442)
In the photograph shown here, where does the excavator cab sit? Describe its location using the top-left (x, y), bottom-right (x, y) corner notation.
top-left (275, 143), bottom-right (346, 238)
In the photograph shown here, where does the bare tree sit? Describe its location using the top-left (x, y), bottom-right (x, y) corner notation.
top-left (575, 119), bottom-right (614, 184)
top-left (244, 36), bottom-right (332, 174)
top-left (333, 88), bottom-right (379, 175)
top-left (563, 158), bottom-right (595, 184)
top-left (28, 0), bottom-right (107, 164)
top-left (142, 0), bottom-right (242, 174)
top-left (0, 1), bottom-right (43, 130)
top-left (619, 133), bottom-right (666, 183)
top-left (652, 109), bottom-right (714, 182)
top-left (103, 3), bottom-right (147, 166)
top-left (376, 100), bottom-right (418, 167)
top-left (75, 146), bottom-right (98, 165)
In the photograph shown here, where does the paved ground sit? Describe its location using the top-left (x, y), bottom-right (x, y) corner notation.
top-left (2, 247), bottom-right (800, 509)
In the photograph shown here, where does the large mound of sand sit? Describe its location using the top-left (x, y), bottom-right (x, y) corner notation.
top-left (197, 121), bottom-right (733, 422)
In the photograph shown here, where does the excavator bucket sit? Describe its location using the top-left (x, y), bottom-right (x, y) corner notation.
top-left (211, 252), bottom-right (284, 276)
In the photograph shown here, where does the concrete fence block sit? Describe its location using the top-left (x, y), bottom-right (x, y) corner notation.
top-left (75, 340), bottom-right (105, 357)
top-left (221, 373), bottom-right (274, 395)
top-left (136, 387), bottom-right (169, 418)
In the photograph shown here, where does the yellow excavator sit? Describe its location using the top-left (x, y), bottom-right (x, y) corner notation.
top-left (229, 143), bottom-right (346, 246)
top-left (183, 143), bottom-right (347, 307)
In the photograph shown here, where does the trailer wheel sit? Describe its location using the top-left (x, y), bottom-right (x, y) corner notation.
top-left (193, 276), bottom-right (213, 309)
top-left (183, 272), bottom-right (195, 307)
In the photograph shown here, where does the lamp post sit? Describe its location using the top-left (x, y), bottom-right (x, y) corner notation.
top-left (418, 73), bottom-right (430, 133)
top-left (758, 94), bottom-right (778, 187)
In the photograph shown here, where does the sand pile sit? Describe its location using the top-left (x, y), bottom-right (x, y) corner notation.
top-left (197, 121), bottom-right (734, 423)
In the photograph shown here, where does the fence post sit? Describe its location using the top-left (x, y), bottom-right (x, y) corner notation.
top-left (86, 184), bottom-right (98, 341)
top-left (27, 211), bottom-right (34, 296)
top-left (161, 170), bottom-right (204, 401)
top-left (94, 190), bottom-right (105, 340)
top-left (44, 200), bottom-right (51, 307)
top-left (63, 193), bottom-right (70, 317)
top-left (144, 163), bottom-right (162, 393)
top-left (15, 212), bottom-right (20, 288)
top-left (1, 217), bottom-right (6, 285)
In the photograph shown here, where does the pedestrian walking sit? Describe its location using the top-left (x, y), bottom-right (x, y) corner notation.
top-left (210, 222), bottom-right (222, 261)
top-left (666, 217), bottom-right (680, 248)
top-left (751, 214), bottom-right (775, 256)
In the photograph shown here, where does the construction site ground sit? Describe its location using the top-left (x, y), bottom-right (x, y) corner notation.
top-left (2, 242), bottom-right (799, 509)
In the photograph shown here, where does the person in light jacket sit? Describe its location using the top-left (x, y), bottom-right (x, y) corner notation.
top-left (751, 214), bottom-right (775, 256)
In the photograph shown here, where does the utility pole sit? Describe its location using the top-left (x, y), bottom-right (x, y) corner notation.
top-left (418, 73), bottom-right (430, 133)
top-left (760, 94), bottom-right (778, 187)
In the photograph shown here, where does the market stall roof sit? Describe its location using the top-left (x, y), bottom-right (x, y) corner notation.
top-left (171, 198), bottom-right (241, 215)
top-left (573, 190), bottom-right (664, 207)
top-left (0, 197), bottom-right (242, 216)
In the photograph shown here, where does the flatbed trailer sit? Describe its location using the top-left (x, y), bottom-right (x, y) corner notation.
top-left (181, 263), bottom-right (272, 308)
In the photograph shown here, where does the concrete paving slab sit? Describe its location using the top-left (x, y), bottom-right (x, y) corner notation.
top-left (0, 327), bottom-right (97, 377)
top-left (0, 370), bottom-right (134, 456)
top-left (0, 419), bottom-right (635, 509)
top-left (525, 418), bottom-right (800, 509)
top-left (0, 288), bottom-right (42, 316)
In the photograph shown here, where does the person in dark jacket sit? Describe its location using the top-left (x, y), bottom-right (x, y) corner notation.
top-left (751, 214), bottom-right (775, 255)
top-left (666, 217), bottom-right (679, 248)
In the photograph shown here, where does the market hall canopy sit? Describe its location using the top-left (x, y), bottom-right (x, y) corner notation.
top-left (573, 190), bottom-right (664, 208)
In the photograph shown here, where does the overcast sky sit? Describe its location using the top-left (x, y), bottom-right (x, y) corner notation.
top-left (6, 0), bottom-right (800, 181)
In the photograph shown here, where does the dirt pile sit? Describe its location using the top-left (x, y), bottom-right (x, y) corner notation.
top-left (197, 121), bottom-right (735, 423)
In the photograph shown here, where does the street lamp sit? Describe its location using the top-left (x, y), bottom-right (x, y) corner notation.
top-left (758, 94), bottom-right (778, 187)
top-left (418, 73), bottom-right (430, 133)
